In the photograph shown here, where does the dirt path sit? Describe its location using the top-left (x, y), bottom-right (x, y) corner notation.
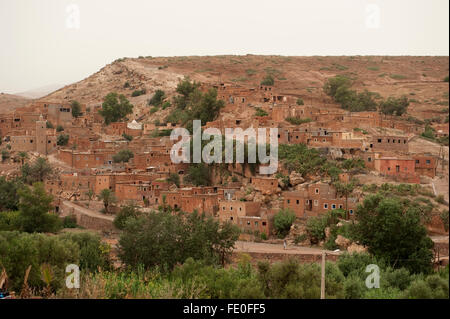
top-left (62, 200), bottom-right (114, 222)
top-left (234, 241), bottom-right (339, 256)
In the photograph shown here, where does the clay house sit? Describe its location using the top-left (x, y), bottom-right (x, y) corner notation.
top-left (218, 200), bottom-right (273, 235)
top-left (370, 134), bottom-right (410, 153)
top-left (250, 176), bottom-right (279, 194)
top-left (9, 115), bottom-right (57, 155)
top-left (283, 182), bottom-right (357, 219)
top-left (46, 103), bottom-right (73, 126)
top-left (373, 156), bottom-right (420, 184)
top-left (413, 155), bottom-right (438, 178)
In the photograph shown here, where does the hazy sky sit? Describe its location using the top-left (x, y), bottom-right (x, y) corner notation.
top-left (1, 0), bottom-right (448, 93)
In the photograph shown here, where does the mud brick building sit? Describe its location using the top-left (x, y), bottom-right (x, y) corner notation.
top-left (250, 176), bottom-right (279, 194)
top-left (373, 156), bottom-right (420, 183)
top-left (218, 200), bottom-right (273, 235)
top-left (370, 134), bottom-right (410, 153)
top-left (283, 182), bottom-right (357, 218)
top-left (413, 155), bottom-right (438, 178)
top-left (9, 115), bottom-right (57, 155)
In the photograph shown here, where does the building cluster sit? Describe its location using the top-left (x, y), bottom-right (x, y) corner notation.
top-left (0, 82), bottom-right (442, 236)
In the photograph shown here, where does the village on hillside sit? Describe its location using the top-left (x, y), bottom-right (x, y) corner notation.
top-left (1, 55), bottom-right (449, 300)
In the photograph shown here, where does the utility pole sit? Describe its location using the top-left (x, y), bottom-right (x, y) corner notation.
top-left (321, 251), bottom-right (326, 299)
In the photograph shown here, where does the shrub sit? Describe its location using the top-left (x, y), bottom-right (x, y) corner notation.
top-left (379, 96), bottom-right (409, 116)
top-left (113, 205), bottom-right (141, 230)
top-left (46, 121), bottom-right (54, 129)
top-left (254, 107), bottom-right (268, 117)
top-left (57, 134), bottom-right (69, 146)
top-left (285, 117), bottom-right (312, 125)
top-left (112, 149), bottom-right (134, 163)
top-left (122, 133), bottom-right (133, 141)
top-left (131, 89), bottom-right (146, 97)
top-left (118, 210), bottom-right (239, 270)
top-left (260, 75), bottom-right (274, 86)
top-left (62, 214), bottom-right (77, 228)
top-left (296, 98), bottom-right (304, 105)
top-left (273, 209), bottom-right (296, 238)
top-left (71, 100), bottom-right (82, 118)
top-left (56, 125), bottom-right (64, 132)
top-left (99, 93), bottom-right (133, 125)
top-left (149, 90), bottom-right (165, 106)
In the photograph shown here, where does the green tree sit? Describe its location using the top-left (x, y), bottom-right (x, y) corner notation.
top-left (99, 92), bottom-right (134, 125)
top-left (273, 208), bottom-right (296, 238)
top-left (260, 74), bottom-right (274, 86)
top-left (57, 134), bottom-right (69, 146)
top-left (18, 151), bottom-right (28, 165)
top-left (1, 149), bottom-right (9, 163)
top-left (21, 157), bottom-right (52, 184)
top-left (351, 194), bottom-right (434, 273)
top-left (278, 144), bottom-right (326, 177)
top-left (18, 182), bottom-right (61, 233)
top-left (167, 173), bottom-right (181, 187)
top-left (85, 189), bottom-right (95, 208)
top-left (0, 177), bottom-right (22, 211)
top-left (118, 210), bottom-right (239, 270)
top-left (112, 149), bottom-right (134, 163)
top-left (184, 163), bottom-right (211, 186)
top-left (379, 96), bottom-right (409, 116)
top-left (71, 100), bottom-right (82, 118)
top-left (56, 125), bottom-right (64, 132)
top-left (149, 89), bottom-right (166, 106)
top-left (98, 189), bottom-right (116, 214)
top-left (296, 98), bottom-right (304, 105)
top-left (173, 77), bottom-right (200, 110)
top-left (334, 180), bottom-right (357, 219)
top-left (113, 205), bottom-right (142, 230)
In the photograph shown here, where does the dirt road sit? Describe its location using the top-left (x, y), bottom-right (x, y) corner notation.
top-left (234, 241), bottom-right (339, 256)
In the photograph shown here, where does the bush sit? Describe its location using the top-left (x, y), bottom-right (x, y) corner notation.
top-left (343, 275), bottom-right (365, 299)
top-left (131, 89), bottom-right (146, 97)
top-left (46, 121), bottom-right (54, 129)
top-left (273, 209), bottom-right (296, 238)
top-left (62, 214), bottom-right (78, 228)
top-left (122, 133), bottom-right (133, 141)
top-left (118, 210), bottom-right (240, 270)
top-left (71, 100), bottom-right (82, 118)
top-left (285, 117), bottom-right (312, 125)
top-left (56, 125), bottom-right (64, 132)
top-left (379, 96), bottom-right (409, 116)
top-left (113, 205), bottom-right (142, 230)
top-left (167, 173), bottom-right (180, 187)
top-left (149, 90), bottom-right (165, 106)
top-left (254, 107), bottom-right (268, 117)
top-left (296, 98), bottom-right (304, 105)
top-left (184, 163), bottom-right (211, 186)
top-left (112, 149), bottom-right (134, 163)
top-left (260, 75), bottom-right (274, 86)
top-left (150, 106), bottom-right (159, 114)
top-left (57, 134), bottom-right (69, 146)
top-left (99, 93), bottom-right (133, 125)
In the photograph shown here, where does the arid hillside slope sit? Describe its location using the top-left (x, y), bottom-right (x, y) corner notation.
top-left (40, 55), bottom-right (449, 122)
top-left (0, 93), bottom-right (30, 114)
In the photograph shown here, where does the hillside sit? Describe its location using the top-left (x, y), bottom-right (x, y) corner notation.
top-left (41, 55), bottom-right (449, 123)
top-left (0, 93), bottom-right (30, 114)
